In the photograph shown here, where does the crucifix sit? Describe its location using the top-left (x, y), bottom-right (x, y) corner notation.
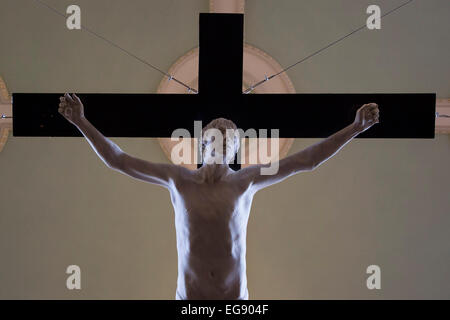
top-left (12, 13), bottom-right (435, 172)
top-left (7, 8), bottom-right (440, 301)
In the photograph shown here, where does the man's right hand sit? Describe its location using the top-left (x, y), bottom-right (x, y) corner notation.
top-left (58, 93), bottom-right (85, 126)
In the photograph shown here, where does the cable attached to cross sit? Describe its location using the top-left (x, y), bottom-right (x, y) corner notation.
top-left (32, 0), bottom-right (413, 96)
top-left (243, 0), bottom-right (415, 94)
top-left (32, 0), bottom-right (198, 94)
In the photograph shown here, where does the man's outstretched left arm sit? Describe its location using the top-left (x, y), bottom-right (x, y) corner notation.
top-left (308, 122), bottom-right (361, 170)
top-left (309, 103), bottom-right (379, 169)
top-left (241, 103), bottom-right (379, 192)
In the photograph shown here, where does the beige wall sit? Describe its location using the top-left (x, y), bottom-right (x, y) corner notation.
top-left (1, 134), bottom-right (449, 299)
top-left (0, 0), bottom-right (449, 299)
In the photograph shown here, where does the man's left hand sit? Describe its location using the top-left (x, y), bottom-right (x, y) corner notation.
top-left (353, 103), bottom-right (380, 133)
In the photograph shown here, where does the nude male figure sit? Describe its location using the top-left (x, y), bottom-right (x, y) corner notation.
top-left (58, 93), bottom-right (380, 299)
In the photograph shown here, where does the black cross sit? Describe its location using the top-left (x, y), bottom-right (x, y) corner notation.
top-left (12, 13), bottom-right (436, 170)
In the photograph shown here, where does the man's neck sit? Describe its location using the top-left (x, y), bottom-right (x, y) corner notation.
top-left (200, 163), bottom-right (230, 182)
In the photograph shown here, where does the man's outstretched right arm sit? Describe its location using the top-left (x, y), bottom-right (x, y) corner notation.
top-left (59, 93), bottom-right (180, 188)
top-left (74, 116), bottom-right (122, 169)
top-left (75, 117), bottom-right (180, 187)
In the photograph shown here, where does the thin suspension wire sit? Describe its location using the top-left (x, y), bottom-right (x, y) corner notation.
top-left (243, 0), bottom-right (415, 94)
top-left (3, 1), bottom-right (442, 121)
top-left (32, 0), bottom-right (198, 94)
top-left (435, 112), bottom-right (450, 118)
top-left (30, 0), bottom-right (416, 96)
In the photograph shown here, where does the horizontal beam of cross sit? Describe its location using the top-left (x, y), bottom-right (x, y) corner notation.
top-left (12, 93), bottom-right (435, 138)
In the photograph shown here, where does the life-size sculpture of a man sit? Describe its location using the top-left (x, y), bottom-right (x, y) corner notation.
top-left (58, 93), bottom-right (379, 299)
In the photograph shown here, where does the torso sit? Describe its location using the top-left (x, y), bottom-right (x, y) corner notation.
top-left (168, 164), bottom-right (255, 299)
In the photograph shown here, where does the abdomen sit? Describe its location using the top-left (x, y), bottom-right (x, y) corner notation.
top-left (177, 251), bottom-right (247, 299)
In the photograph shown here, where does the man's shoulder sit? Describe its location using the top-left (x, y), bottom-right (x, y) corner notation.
top-left (226, 168), bottom-right (258, 193)
top-left (170, 165), bottom-right (199, 185)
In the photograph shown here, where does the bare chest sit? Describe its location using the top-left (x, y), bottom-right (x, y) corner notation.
top-left (170, 177), bottom-right (254, 254)
top-left (173, 174), bottom-right (253, 217)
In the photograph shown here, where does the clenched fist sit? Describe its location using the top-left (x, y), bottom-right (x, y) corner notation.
top-left (58, 93), bottom-right (85, 126)
top-left (353, 103), bottom-right (380, 133)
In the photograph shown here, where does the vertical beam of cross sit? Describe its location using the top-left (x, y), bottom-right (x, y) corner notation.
top-left (198, 13), bottom-right (243, 96)
top-left (196, 13), bottom-right (244, 169)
